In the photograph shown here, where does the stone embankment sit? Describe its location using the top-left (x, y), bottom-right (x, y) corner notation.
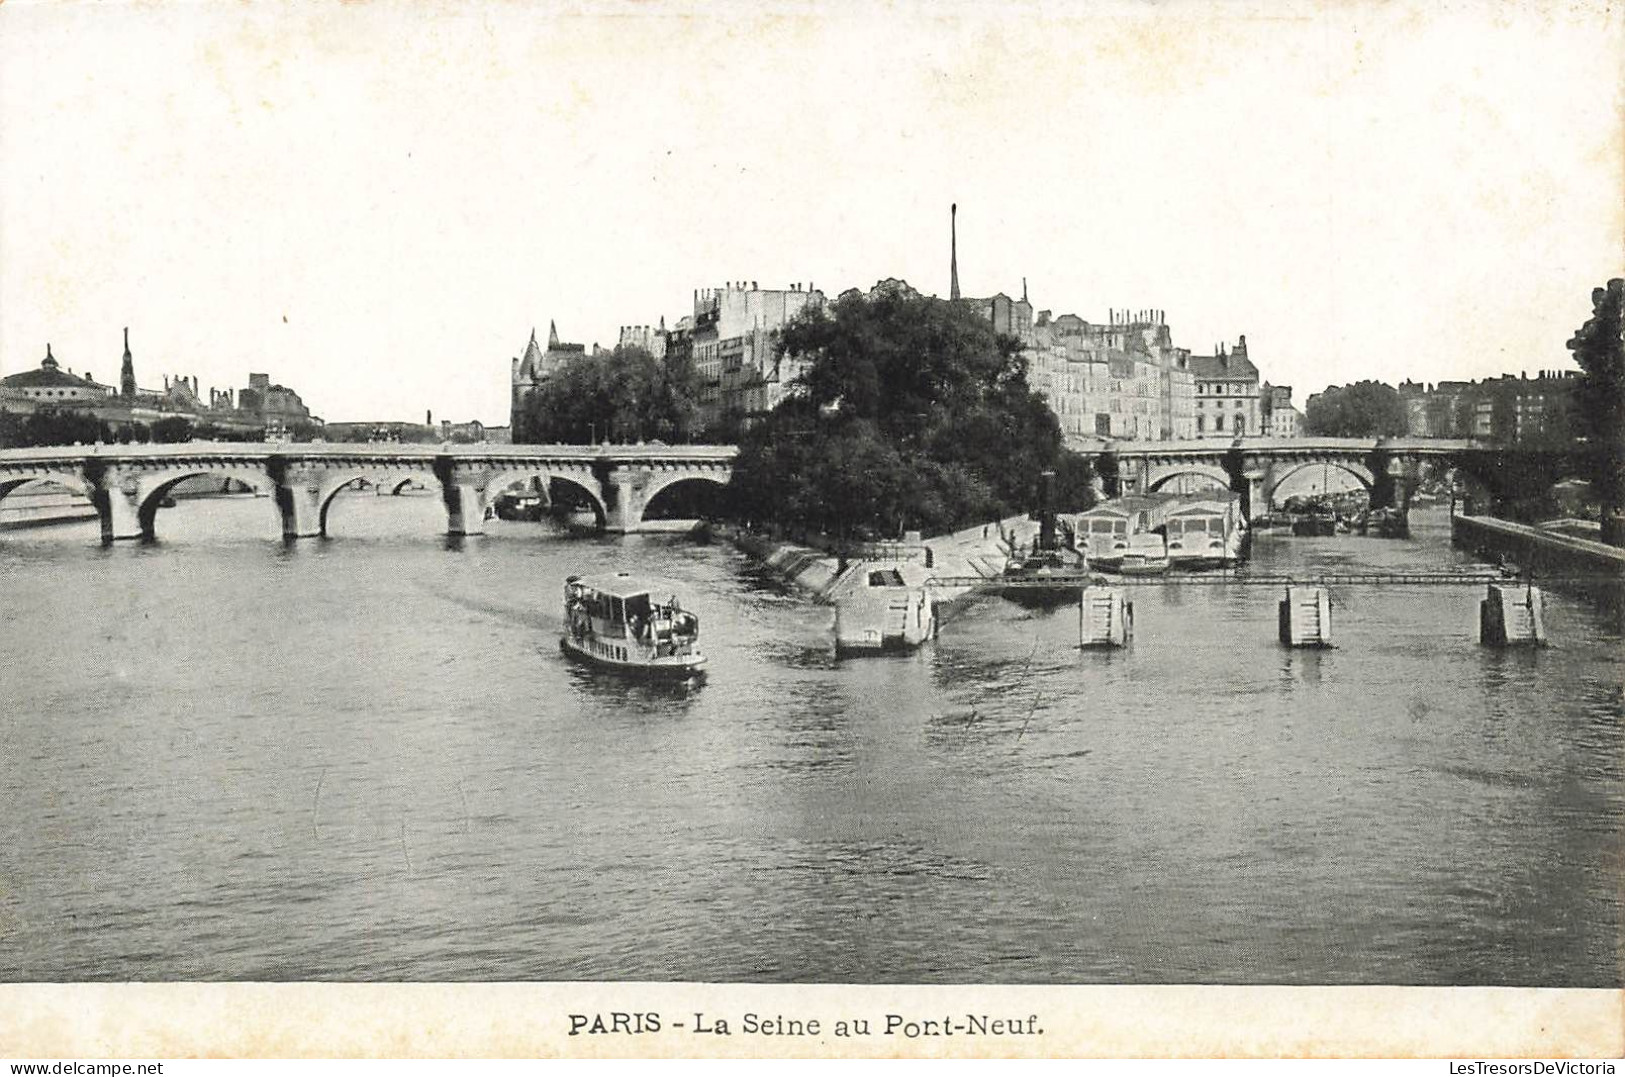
top-left (1452, 513), bottom-right (1625, 592)
top-left (0, 490), bottom-right (98, 531)
top-left (720, 515), bottom-right (1039, 601)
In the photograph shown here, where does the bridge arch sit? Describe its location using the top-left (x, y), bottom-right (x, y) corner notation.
top-left (1266, 459), bottom-right (1375, 507)
top-left (1145, 465), bottom-right (1232, 495)
top-left (314, 468), bottom-right (441, 536)
top-left (545, 475), bottom-right (607, 529)
top-left (137, 467), bottom-right (275, 539)
top-left (480, 469), bottom-right (609, 529)
top-left (0, 472), bottom-right (93, 505)
top-left (639, 471), bottom-right (730, 521)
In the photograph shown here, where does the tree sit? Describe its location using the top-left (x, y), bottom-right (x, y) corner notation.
top-left (1303, 381), bottom-right (1407, 437)
top-left (727, 289), bottom-right (1095, 541)
top-left (150, 416), bottom-right (194, 443)
top-left (0, 408), bottom-right (111, 448)
top-left (517, 345), bottom-right (703, 444)
top-left (1567, 278), bottom-right (1624, 544)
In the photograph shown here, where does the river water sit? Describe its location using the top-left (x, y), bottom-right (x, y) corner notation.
top-left (1, 495), bottom-right (1620, 985)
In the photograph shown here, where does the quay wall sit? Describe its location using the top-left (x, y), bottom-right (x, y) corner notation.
top-left (1452, 513), bottom-right (1625, 585)
top-left (721, 516), bottom-right (1031, 602)
top-left (0, 491), bottom-right (98, 531)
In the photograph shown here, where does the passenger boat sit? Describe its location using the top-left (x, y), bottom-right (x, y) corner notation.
top-left (1162, 497), bottom-right (1247, 569)
top-left (561, 573), bottom-right (706, 680)
top-left (1116, 531), bottom-right (1170, 576)
top-left (1075, 505), bottom-right (1132, 570)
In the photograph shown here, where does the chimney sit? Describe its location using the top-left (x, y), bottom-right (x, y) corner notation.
top-left (1038, 470), bottom-right (1056, 550)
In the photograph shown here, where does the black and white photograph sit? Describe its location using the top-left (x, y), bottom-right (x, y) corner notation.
top-left (0, 0), bottom-right (1621, 1060)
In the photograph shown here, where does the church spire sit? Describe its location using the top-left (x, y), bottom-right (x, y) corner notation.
top-left (949, 203), bottom-right (961, 301)
top-left (120, 327), bottom-right (136, 400)
top-left (547, 320), bottom-right (560, 349)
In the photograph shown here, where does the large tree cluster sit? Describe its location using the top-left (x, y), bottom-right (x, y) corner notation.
top-left (727, 288), bottom-right (1095, 541)
top-left (1567, 278), bottom-right (1624, 544)
top-left (1303, 381), bottom-right (1407, 437)
top-left (516, 345), bottom-right (704, 445)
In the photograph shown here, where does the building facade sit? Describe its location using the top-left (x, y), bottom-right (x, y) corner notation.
top-left (1189, 337), bottom-right (1261, 438)
top-left (1262, 383), bottom-right (1302, 437)
top-left (688, 281), bottom-right (825, 431)
top-left (1392, 371), bottom-right (1579, 443)
top-left (509, 322), bottom-right (589, 440)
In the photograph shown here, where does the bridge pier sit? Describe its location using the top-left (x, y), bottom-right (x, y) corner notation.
top-left (92, 475), bottom-right (146, 542)
top-left (432, 457), bottom-right (491, 537)
top-left (1242, 470), bottom-right (1267, 522)
top-left (275, 481), bottom-right (324, 539)
top-left (603, 465), bottom-right (643, 534)
top-left (442, 480), bottom-right (488, 536)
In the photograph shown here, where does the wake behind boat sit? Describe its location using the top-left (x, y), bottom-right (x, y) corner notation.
top-left (562, 572), bottom-right (706, 680)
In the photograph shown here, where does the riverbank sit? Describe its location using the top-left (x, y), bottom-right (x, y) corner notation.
top-left (0, 491), bottom-right (97, 531)
top-left (718, 516), bottom-right (1035, 601)
top-left (1452, 512), bottom-right (1625, 594)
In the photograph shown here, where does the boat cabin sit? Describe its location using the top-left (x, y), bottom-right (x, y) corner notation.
top-left (1161, 496), bottom-right (1245, 567)
top-left (1074, 504), bottom-right (1133, 564)
top-left (563, 573), bottom-right (700, 660)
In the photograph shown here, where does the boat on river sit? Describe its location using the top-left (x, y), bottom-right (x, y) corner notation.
top-left (561, 572), bottom-right (706, 680)
top-left (992, 541), bottom-right (1095, 607)
top-left (1161, 496), bottom-right (1248, 569)
top-left (988, 468), bottom-right (1096, 607)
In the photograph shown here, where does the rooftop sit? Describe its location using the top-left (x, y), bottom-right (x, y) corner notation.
top-left (1, 346), bottom-right (110, 391)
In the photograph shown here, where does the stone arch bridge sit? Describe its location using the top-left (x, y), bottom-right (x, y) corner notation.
top-left (0, 443), bottom-right (736, 542)
top-left (1095, 437), bottom-right (1532, 519)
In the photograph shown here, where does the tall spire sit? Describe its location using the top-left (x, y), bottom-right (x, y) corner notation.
top-left (120, 326), bottom-right (136, 400)
top-left (547, 320), bottom-right (560, 349)
top-left (949, 203), bottom-right (961, 301)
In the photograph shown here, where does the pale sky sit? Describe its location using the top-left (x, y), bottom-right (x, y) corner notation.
top-left (2, 1), bottom-right (1620, 426)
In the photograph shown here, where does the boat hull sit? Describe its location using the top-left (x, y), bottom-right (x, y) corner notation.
top-left (1116, 558), bottom-right (1170, 577)
top-left (559, 636), bottom-right (707, 680)
top-left (991, 581), bottom-right (1089, 609)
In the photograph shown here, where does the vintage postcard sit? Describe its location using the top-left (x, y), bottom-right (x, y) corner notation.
top-left (0, 0), bottom-right (1620, 1060)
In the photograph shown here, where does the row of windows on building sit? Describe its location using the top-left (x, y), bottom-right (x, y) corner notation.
top-left (1196, 415), bottom-right (1247, 434)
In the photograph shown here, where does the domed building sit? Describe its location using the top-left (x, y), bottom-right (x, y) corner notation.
top-left (1, 343), bottom-right (114, 406)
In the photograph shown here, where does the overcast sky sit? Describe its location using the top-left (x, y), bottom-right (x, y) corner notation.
top-left (2, 1), bottom-right (1620, 426)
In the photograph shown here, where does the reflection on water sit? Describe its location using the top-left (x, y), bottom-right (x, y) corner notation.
top-left (0, 502), bottom-right (1619, 984)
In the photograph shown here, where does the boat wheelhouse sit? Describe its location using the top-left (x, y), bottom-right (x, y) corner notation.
top-left (561, 572), bottom-right (706, 679)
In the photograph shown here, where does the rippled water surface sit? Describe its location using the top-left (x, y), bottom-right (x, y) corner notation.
top-left (1, 498), bottom-right (1620, 984)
